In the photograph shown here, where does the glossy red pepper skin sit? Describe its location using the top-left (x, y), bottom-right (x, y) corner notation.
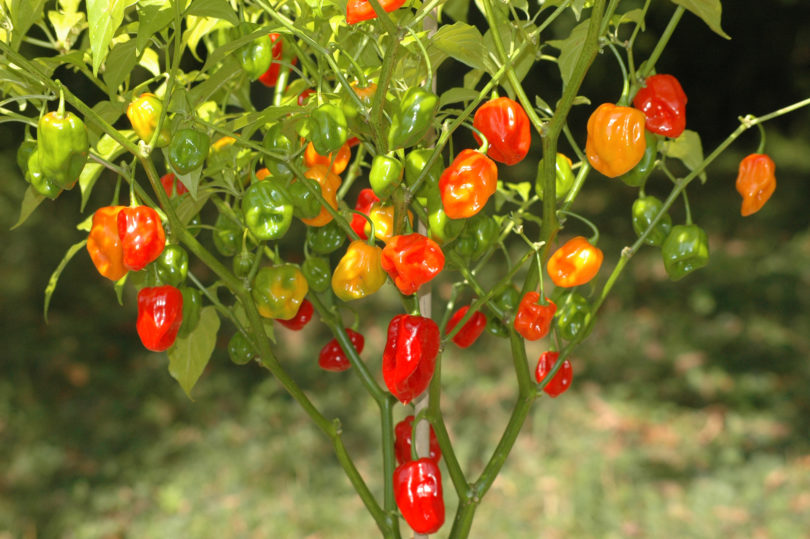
top-left (346, 0), bottom-right (407, 25)
top-left (117, 206), bottom-right (166, 271)
top-left (445, 306), bottom-right (487, 348)
top-left (136, 285), bottom-right (183, 352)
top-left (513, 292), bottom-right (556, 341)
top-left (535, 351), bottom-right (573, 397)
top-left (350, 188), bottom-right (380, 240)
top-left (318, 328), bottom-right (365, 372)
top-left (632, 74), bottom-right (687, 139)
top-left (160, 172), bottom-right (188, 197)
top-left (394, 415), bottom-right (442, 466)
top-left (382, 315), bottom-right (440, 404)
top-left (87, 205), bottom-right (127, 281)
top-left (439, 149), bottom-right (498, 219)
top-left (258, 34), bottom-right (297, 87)
top-left (394, 458), bottom-right (445, 534)
top-left (276, 299), bottom-right (314, 330)
top-left (381, 233), bottom-right (445, 295)
top-left (735, 153), bottom-right (776, 216)
top-left (472, 97), bottom-right (531, 165)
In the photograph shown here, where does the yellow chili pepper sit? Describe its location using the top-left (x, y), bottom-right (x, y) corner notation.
top-left (331, 240), bottom-right (386, 301)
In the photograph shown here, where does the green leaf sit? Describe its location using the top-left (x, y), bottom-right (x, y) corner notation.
top-left (670, 0), bottom-right (730, 39)
top-left (103, 39), bottom-right (139, 96)
top-left (87, 0), bottom-right (127, 75)
top-left (11, 186), bottom-right (45, 230)
top-left (174, 191), bottom-right (210, 224)
top-left (570, 0), bottom-right (588, 20)
top-left (431, 22), bottom-right (486, 71)
top-left (7, 0), bottom-right (48, 50)
top-left (47, 8), bottom-right (85, 49)
top-left (441, 0), bottom-right (469, 22)
top-left (612, 8), bottom-right (645, 29)
top-left (503, 181), bottom-right (532, 202)
top-left (44, 239), bottom-right (87, 323)
top-left (186, 0), bottom-right (239, 26)
top-left (135, 3), bottom-right (173, 54)
top-left (548, 21), bottom-right (589, 87)
top-left (80, 131), bottom-right (134, 211)
top-left (168, 306), bottom-right (220, 399)
top-left (174, 168), bottom-right (203, 200)
top-left (76, 214), bottom-right (93, 232)
top-left (439, 87), bottom-right (481, 107)
top-left (660, 129), bottom-right (707, 183)
top-left (114, 273), bottom-right (128, 305)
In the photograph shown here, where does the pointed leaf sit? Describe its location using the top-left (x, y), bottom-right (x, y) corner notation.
top-left (11, 186), bottom-right (45, 230)
top-left (670, 0), bottom-right (730, 39)
top-left (44, 239), bottom-right (87, 323)
top-left (548, 21), bottom-right (589, 87)
top-left (431, 22), bottom-right (486, 71)
top-left (186, 0), bottom-right (239, 26)
top-left (87, 0), bottom-right (127, 75)
top-left (660, 129), bottom-right (707, 183)
top-left (168, 306), bottom-right (220, 398)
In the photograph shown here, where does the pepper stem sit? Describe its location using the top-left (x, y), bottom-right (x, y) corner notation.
top-left (755, 123), bottom-right (767, 154)
top-left (57, 82), bottom-right (65, 117)
top-left (557, 209), bottom-right (600, 245)
top-left (471, 125), bottom-right (489, 155)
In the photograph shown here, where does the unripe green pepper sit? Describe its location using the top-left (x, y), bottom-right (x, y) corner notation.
top-left (16, 140), bottom-right (37, 176)
top-left (493, 284), bottom-right (520, 314)
top-left (228, 332), bottom-right (256, 365)
top-left (239, 31), bottom-right (273, 80)
top-left (233, 249), bottom-right (255, 278)
top-left (26, 149), bottom-right (61, 199)
top-left (535, 153), bottom-right (575, 201)
top-left (661, 224), bottom-right (709, 281)
top-left (168, 128), bottom-right (210, 174)
top-left (388, 87), bottom-right (438, 150)
top-left (38, 110), bottom-right (90, 190)
top-left (252, 264), bottom-right (309, 320)
top-left (454, 213), bottom-right (498, 259)
top-left (153, 244), bottom-right (189, 287)
top-left (369, 154), bottom-right (404, 200)
top-left (263, 124), bottom-right (295, 180)
top-left (288, 178), bottom-right (323, 220)
top-left (178, 286), bottom-right (202, 337)
top-left (486, 318), bottom-right (509, 338)
top-left (404, 149), bottom-right (443, 202)
top-left (212, 213), bottom-right (242, 257)
top-left (632, 195), bottom-right (672, 246)
top-left (242, 181), bottom-right (293, 241)
top-left (427, 188), bottom-right (464, 244)
top-left (556, 292), bottom-right (592, 341)
top-left (620, 131), bottom-right (658, 187)
top-left (302, 255), bottom-right (331, 292)
top-left (306, 220), bottom-right (345, 254)
top-left (309, 104), bottom-right (348, 155)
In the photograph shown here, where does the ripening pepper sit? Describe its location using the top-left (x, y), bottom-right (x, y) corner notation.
top-left (302, 255), bottom-right (331, 292)
top-left (513, 292), bottom-right (556, 341)
top-left (547, 236), bottom-right (603, 288)
top-left (238, 30), bottom-right (274, 80)
top-left (301, 165), bottom-right (341, 227)
top-left (381, 233), bottom-right (445, 295)
top-left (394, 459), bottom-right (445, 534)
top-left (620, 131), bottom-right (658, 187)
top-left (168, 128), bottom-right (210, 174)
top-left (36, 110), bottom-right (89, 190)
top-left (350, 188), bottom-right (380, 240)
top-left (370, 154), bottom-right (404, 200)
top-left (87, 206), bottom-right (127, 281)
top-left (252, 264), bottom-right (309, 320)
top-left (445, 306), bottom-right (487, 348)
top-left (136, 285), bottom-right (183, 352)
top-left (212, 212), bottom-right (242, 257)
top-left (332, 240), bottom-right (386, 301)
top-left (117, 206), bottom-right (166, 271)
top-left (535, 351), bottom-right (573, 397)
top-left (304, 141), bottom-right (351, 175)
top-left (276, 298), bottom-right (313, 330)
top-left (309, 104), bottom-right (348, 155)
top-left (439, 149), bottom-right (498, 219)
top-left (556, 293), bottom-right (592, 341)
top-left (536, 153), bottom-right (575, 201)
top-left (735, 153), bottom-right (776, 216)
top-left (632, 195), bottom-right (672, 246)
top-left (454, 213), bottom-right (498, 260)
top-left (388, 87), bottom-right (438, 150)
top-left (632, 74), bottom-right (687, 139)
top-left (586, 103), bottom-right (647, 178)
top-left (152, 244), bottom-right (189, 287)
top-left (177, 286), bottom-right (202, 338)
top-left (365, 203), bottom-right (413, 244)
top-left (263, 124), bottom-right (295, 180)
top-left (346, 0), bottom-right (407, 24)
top-left (473, 96), bottom-right (531, 166)
top-left (318, 328), bottom-right (365, 372)
top-left (242, 180), bottom-right (293, 241)
top-left (395, 415), bottom-right (441, 466)
top-left (228, 332), bottom-right (256, 365)
top-left (127, 93), bottom-right (170, 147)
top-left (258, 33), bottom-right (297, 87)
top-left (161, 173), bottom-right (188, 197)
top-left (382, 314), bottom-right (440, 404)
top-left (661, 224), bottom-right (709, 281)
top-left (307, 220), bottom-right (346, 254)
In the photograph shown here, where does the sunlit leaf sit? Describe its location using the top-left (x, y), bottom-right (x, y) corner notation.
top-left (168, 306), bottom-right (220, 398)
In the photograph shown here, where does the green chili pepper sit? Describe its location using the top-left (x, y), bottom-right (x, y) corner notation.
top-left (486, 318), bottom-right (509, 338)
top-left (620, 131), bottom-right (658, 187)
top-left (252, 264), bottom-right (309, 320)
top-left (238, 29), bottom-right (273, 80)
top-left (26, 149), bottom-right (61, 199)
top-left (263, 124), bottom-right (295, 180)
top-left (302, 255), bottom-right (331, 292)
top-left (37, 110), bottom-right (89, 190)
top-left (212, 213), bottom-right (243, 257)
top-left (16, 140), bottom-right (36, 176)
top-left (168, 128), bottom-right (210, 174)
top-left (556, 292), bottom-right (592, 341)
top-left (233, 249), bottom-right (255, 278)
top-left (242, 181), bottom-right (293, 241)
top-left (404, 149), bottom-right (443, 202)
top-left (153, 245), bottom-right (189, 287)
top-left (388, 87), bottom-right (438, 150)
top-left (178, 286), bottom-right (203, 338)
top-left (306, 220), bottom-right (345, 254)
top-left (228, 332), bottom-right (256, 365)
top-left (632, 196), bottom-right (672, 246)
top-left (288, 178), bottom-right (323, 220)
top-left (493, 284), bottom-right (521, 314)
top-left (661, 224), bottom-right (709, 281)
top-left (309, 104), bottom-right (348, 155)
top-left (369, 154), bottom-right (404, 200)
top-left (536, 153), bottom-right (575, 201)
top-left (454, 213), bottom-right (498, 259)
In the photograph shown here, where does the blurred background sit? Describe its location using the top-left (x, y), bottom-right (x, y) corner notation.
top-left (2, 1), bottom-right (810, 537)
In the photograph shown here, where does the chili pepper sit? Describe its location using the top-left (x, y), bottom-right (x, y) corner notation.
top-left (152, 244), bottom-right (188, 287)
top-left (382, 314), bottom-right (440, 404)
top-left (168, 128), bottom-right (210, 174)
top-left (228, 332), bottom-right (255, 365)
top-left (307, 220), bottom-right (346, 254)
top-left (632, 74), bottom-right (687, 139)
top-left (586, 103), bottom-right (647, 178)
top-left (238, 30), bottom-right (273, 81)
top-left (252, 264), bottom-right (309, 320)
top-left (493, 284), bottom-right (521, 314)
top-left (161, 173), bottom-right (188, 197)
top-left (350, 188), bottom-right (380, 240)
top-left (620, 131), bottom-right (658, 187)
top-left (87, 206), bottom-right (127, 281)
top-left (393, 458), bottom-right (445, 534)
top-left (404, 148), bottom-right (443, 202)
top-left (298, 88), bottom-right (315, 106)
top-left (16, 140), bottom-right (36, 176)
top-left (343, 82), bottom-right (377, 137)
top-left (241, 180), bottom-right (293, 241)
top-left (439, 149), bottom-right (498, 219)
top-left (394, 415), bottom-right (441, 466)
top-left (309, 104), bottom-right (348, 155)
top-left (177, 286), bottom-right (202, 338)
top-left (287, 177), bottom-right (323, 221)
top-left (276, 299), bottom-right (314, 330)
top-left (445, 306), bottom-right (487, 348)
top-left (453, 213), bottom-right (498, 260)
top-left (381, 233), bottom-right (445, 295)
top-left (263, 124), bottom-right (295, 180)
top-left (536, 153), bottom-right (575, 201)
top-left (136, 285), bottom-right (183, 352)
top-left (513, 292), bottom-right (556, 341)
top-left (25, 150), bottom-right (60, 199)
top-left (365, 203), bottom-right (413, 244)
top-left (302, 255), bottom-right (331, 292)
top-left (556, 293), bottom-right (592, 341)
top-left (212, 212), bottom-right (242, 257)
top-left (535, 351), bottom-right (573, 397)
top-left (304, 141), bottom-right (351, 175)
top-left (331, 240), bottom-right (386, 301)
top-left (473, 96), bottom-right (531, 166)
top-left (661, 224), bottom-right (709, 281)
top-left (207, 136), bottom-right (243, 173)
top-left (232, 249), bottom-right (255, 278)
top-left (36, 110), bottom-right (89, 190)
top-left (735, 153), bottom-right (776, 216)
top-left (127, 93), bottom-right (170, 147)
top-left (547, 236), bottom-right (603, 288)
top-left (300, 165), bottom-right (341, 227)
top-left (117, 206), bottom-right (166, 272)
top-left (258, 33), bottom-right (297, 87)
top-left (388, 87), bottom-right (438, 150)
top-left (318, 328), bottom-right (365, 372)
top-left (370, 154), bottom-right (404, 200)
top-left (632, 195), bottom-right (672, 246)
top-left (346, 0), bottom-right (407, 24)
top-left (487, 318), bottom-right (509, 338)
top-left (427, 187), bottom-right (465, 245)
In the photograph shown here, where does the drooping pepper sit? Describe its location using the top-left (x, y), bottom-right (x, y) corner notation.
top-left (304, 141), bottom-right (351, 175)
top-left (388, 87), bottom-right (439, 150)
top-left (535, 351), bottom-right (573, 397)
top-left (620, 131), bottom-right (658, 187)
top-left (547, 236), bottom-right (604, 288)
top-left (369, 154), bottom-right (404, 200)
top-left (238, 31), bottom-right (273, 80)
top-left (331, 240), bottom-right (386, 301)
top-left (136, 285), bottom-right (183, 352)
top-left (127, 93), bottom-right (170, 147)
top-left (585, 103), bottom-right (647, 178)
top-left (346, 0), bottom-right (407, 24)
top-left (661, 224), bottom-right (709, 281)
top-left (302, 255), bottom-right (331, 292)
top-left (556, 293), bottom-right (592, 341)
top-left (152, 244), bottom-right (189, 287)
top-left (735, 153), bottom-right (776, 216)
top-left (252, 264), bottom-right (309, 320)
top-left (36, 109), bottom-right (89, 190)
top-left (212, 212), bottom-right (242, 257)
top-left (318, 328), bottom-right (365, 372)
top-left (513, 292), bottom-right (556, 341)
top-left (453, 213), bottom-right (499, 260)
top-left (177, 286), bottom-right (202, 338)
top-left (263, 124), bottom-right (295, 180)
top-left (632, 196), bottom-right (672, 246)
top-left (307, 220), bottom-right (346, 254)
top-left (161, 173), bottom-right (188, 197)
top-left (241, 180), bottom-right (293, 241)
top-left (168, 128), bottom-right (210, 174)
top-left (350, 188), bottom-right (380, 240)
top-left (87, 205), bottom-right (127, 281)
top-left (536, 153), bottom-right (575, 201)
top-left (632, 74), bottom-right (688, 139)
top-left (309, 104), bottom-right (348, 155)
top-left (473, 96), bottom-right (531, 166)
top-left (381, 233), bottom-right (445, 295)
top-left (382, 314), bottom-right (440, 404)
top-left (394, 415), bottom-right (441, 466)
top-left (439, 149), bottom-right (498, 219)
top-left (393, 458), bottom-right (445, 534)
top-left (228, 332), bottom-right (256, 365)
top-left (445, 306), bottom-right (487, 348)
top-left (300, 165), bottom-right (341, 227)
top-left (117, 206), bottom-right (166, 271)
top-left (258, 33), bottom-right (297, 87)
top-left (276, 298), bottom-right (313, 330)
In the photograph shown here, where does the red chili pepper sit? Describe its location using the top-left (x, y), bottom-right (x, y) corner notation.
top-left (472, 96), bottom-right (531, 165)
top-left (346, 0), bottom-right (407, 25)
top-left (382, 314), bottom-right (440, 404)
top-left (513, 292), bottom-right (556, 341)
top-left (394, 415), bottom-right (441, 466)
top-left (298, 88), bottom-right (315, 106)
top-left (136, 285), bottom-right (184, 352)
top-left (318, 328), bottom-right (364, 372)
top-left (735, 153), bottom-right (776, 216)
top-left (445, 306), bottom-right (487, 348)
top-left (393, 458), bottom-right (445, 534)
top-left (439, 149), bottom-right (498, 219)
top-left (632, 74), bottom-right (687, 139)
top-left (380, 233), bottom-right (445, 295)
top-left (276, 299), bottom-right (314, 330)
top-left (546, 236), bottom-right (603, 288)
top-left (117, 206), bottom-right (166, 271)
top-left (258, 34), bottom-right (297, 87)
top-left (160, 172), bottom-right (188, 197)
top-left (350, 188), bottom-right (380, 240)
top-left (535, 351), bottom-right (573, 397)
top-left (347, 136), bottom-right (361, 147)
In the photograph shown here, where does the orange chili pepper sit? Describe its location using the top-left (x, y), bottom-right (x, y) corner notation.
top-left (547, 236), bottom-right (604, 288)
top-left (303, 141), bottom-right (351, 175)
top-left (735, 153), bottom-right (776, 216)
top-left (86, 205), bottom-right (128, 281)
top-left (301, 165), bottom-right (341, 227)
top-left (438, 149), bottom-right (498, 219)
top-left (585, 103), bottom-right (646, 178)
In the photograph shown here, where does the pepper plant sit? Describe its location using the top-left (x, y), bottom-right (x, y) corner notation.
top-left (1, 0), bottom-right (808, 536)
